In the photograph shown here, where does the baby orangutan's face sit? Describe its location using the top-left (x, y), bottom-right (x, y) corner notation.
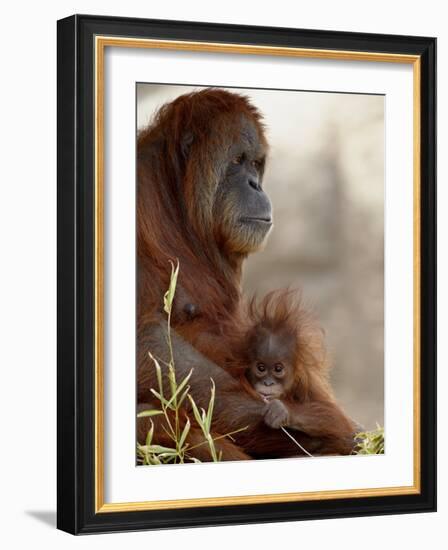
top-left (246, 328), bottom-right (296, 401)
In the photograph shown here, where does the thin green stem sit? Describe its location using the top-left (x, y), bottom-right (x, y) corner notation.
top-left (187, 426), bottom-right (249, 453)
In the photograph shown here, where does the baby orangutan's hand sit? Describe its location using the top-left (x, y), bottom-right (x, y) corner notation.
top-left (264, 399), bottom-right (289, 429)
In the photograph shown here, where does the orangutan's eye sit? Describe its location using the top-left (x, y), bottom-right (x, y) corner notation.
top-left (256, 362), bottom-right (266, 372)
top-left (274, 363), bottom-right (284, 373)
top-left (232, 154), bottom-right (244, 165)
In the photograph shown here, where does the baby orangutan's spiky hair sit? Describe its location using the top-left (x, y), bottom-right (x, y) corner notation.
top-left (240, 289), bottom-right (335, 402)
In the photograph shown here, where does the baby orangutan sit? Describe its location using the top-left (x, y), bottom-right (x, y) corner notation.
top-left (244, 326), bottom-right (300, 429)
top-left (237, 290), bottom-right (357, 455)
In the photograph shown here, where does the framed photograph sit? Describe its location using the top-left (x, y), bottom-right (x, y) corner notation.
top-left (57, 14), bottom-right (436, 534)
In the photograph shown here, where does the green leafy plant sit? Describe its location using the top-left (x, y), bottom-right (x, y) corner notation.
top-left (354, 425), bottom-right (385, 455)
top-left (137, 261), bottom-right (246, 465)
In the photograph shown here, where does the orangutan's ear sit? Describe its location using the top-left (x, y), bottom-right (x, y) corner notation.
top-left (180, 131), bottom-right (194, 159)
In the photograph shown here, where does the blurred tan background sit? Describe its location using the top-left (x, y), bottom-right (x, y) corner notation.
top-left (137, 84), bottom-right (384, 430)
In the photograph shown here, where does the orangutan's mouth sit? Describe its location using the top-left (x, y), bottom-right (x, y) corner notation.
top-left (258, 391), bottom-right (280, 402)
top-left (241, 216), bottom-right (273, 225)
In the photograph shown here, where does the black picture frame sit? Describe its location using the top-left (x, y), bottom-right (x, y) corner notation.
top-left (57, 14), bottom-right (436, 534)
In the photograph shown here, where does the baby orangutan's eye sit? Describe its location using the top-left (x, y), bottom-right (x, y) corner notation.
top-left (256, 362), bottom-right (266, 372)
top-left (274, 362), bottom-right (284, 373)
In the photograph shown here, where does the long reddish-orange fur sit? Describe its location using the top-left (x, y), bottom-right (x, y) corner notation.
top-left (137, 89), bottom-right (266, 335)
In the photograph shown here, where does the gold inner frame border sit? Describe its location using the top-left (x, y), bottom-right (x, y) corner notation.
top-left (94, 36), bottom-right (421, 513)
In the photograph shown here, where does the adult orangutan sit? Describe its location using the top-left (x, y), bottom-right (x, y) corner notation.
top-left (136, 88), bottom-right (355, 460)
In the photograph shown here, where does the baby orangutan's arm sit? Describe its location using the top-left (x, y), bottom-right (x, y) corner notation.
top-left (264, 398), bottom-right (355, 439)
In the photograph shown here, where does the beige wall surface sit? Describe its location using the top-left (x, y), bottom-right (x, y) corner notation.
top-left (138, 84), bottom-right (384, 430)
